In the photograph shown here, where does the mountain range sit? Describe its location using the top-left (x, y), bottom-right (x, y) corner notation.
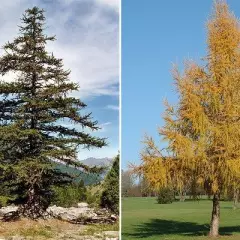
top-left (80, 157), bottom-right (113, 168)
top-left (56, 157), bottom-right (114, 185)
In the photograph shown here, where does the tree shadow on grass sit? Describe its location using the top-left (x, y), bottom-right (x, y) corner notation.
top-left (123, 219), bottom-right (240, 239)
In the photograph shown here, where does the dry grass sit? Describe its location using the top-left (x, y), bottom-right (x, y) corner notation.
top-left (0, 218), bottom-right (119, 239)
top-left (0, 218), bottom-right (85, 239)
top-left (78, 222), bottom-right (119, 236)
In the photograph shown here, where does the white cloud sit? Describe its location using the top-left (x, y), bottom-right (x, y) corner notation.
top-left (100, 122), bottom-right (112, 127)
top-left (0, 0), bottom-right (119, 159)
top-left (105, 105), bottom-right (119, 111)
top-left (78, 145), bottom-right (118, 160)
top-left (95, 0), bottom-right (119, 12)
top-left (0, 0), bottom-right (119, 99)
top-left (98, 121), bottom-right (112, 132)
top-left (59, 120), bottom-right (112, 134)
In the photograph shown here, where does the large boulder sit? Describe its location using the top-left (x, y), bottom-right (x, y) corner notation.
top-left (47, 205), bottom-right (96, 223)
top-left (0, 206), bottom-right (18, 216)
top-left (46, 204), bottom-right (117, 224)
top-left (0, 206), bottom-right (19, 221)
top-left (0, 203), bottom-right (118, 224)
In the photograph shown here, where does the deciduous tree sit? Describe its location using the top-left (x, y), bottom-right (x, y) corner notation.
top-left (133, 1), bottom-right (240, 237)
top-left (121, 169), bottom-right (134, 197)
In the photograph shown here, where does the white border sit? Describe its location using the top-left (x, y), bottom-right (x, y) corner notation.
top-left (119, 0), bottom-right (122, 238)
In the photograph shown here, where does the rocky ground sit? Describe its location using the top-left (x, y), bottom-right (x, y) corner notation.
top-left (0, 203), bottom-right (119, 240)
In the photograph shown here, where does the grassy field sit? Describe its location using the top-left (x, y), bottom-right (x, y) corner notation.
top-left (122, 197), bottom-right (240, 240)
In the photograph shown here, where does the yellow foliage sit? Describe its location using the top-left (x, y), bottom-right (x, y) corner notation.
top-left (133, 1), bottom-right (240, 195)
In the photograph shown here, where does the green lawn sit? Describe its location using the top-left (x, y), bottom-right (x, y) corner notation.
top-left (122, 197), bottom-right (240, 240)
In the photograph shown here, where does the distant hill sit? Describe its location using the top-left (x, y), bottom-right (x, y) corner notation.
top-left (80, 157), bottom-right (113, 168)
top-left (55, 157), bottom-right (114, 186)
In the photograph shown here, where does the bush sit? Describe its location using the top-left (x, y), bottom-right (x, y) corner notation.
top-left (0, 195), bottom-right (12, 207)
top-left (100, 154), bottom-right (119, 214)
top-left (86, 188), bottom-right (102, 207)
top-left (52, 180), bottom-right (87, 207)
top-left (157, 187), bottom-right (174, 204)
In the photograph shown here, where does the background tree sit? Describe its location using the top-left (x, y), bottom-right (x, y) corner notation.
top-left (133, 1), bottom-right (240, 237)
top-left (139, 175), bottom-right (152, 197)
top-left (0, 7), bottom-right (106, 218)
top-left (121, 169), bottom-right (134, 197)
top-left (100, 154), bottom-right (119, 214)
top-left (232, 182), bottom-right (240, 210)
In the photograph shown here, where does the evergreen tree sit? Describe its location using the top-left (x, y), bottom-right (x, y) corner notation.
top-left (101, 154), bottom-right (119, 214)
top-left (134, 1), bottom-right (240, 237)
top-left (0, 7), bottom-right (106, 218)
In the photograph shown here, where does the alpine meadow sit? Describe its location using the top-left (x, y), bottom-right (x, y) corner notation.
top-left (122, 1), bottom-right (240, 239)
top-left (0, 2), bottom-right (119, 240)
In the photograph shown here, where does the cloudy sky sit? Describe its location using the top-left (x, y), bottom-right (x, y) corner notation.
top-left (0, 0), bottom-right (119, 160)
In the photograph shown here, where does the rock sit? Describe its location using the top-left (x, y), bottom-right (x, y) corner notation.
top-left (0, 206), bottom-right (18, 216)
top-left (77, 202), bottom-right (89, 208)
top-left (46, 204), bottom-right (118, 224)
top-left (47, 205), bottom-right (95, 222)
top-left (7, 236), bottom-right (26, 240)
top-left (103, 231), bottom-right (119, 238)
top-left (110, 214), bottom-right (118, 221)
top-left (0, 204), bottom-right (118, 225)
top-left (0, 206), bottom-right (20, 221)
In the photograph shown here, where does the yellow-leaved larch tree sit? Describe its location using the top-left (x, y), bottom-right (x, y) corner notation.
top-left (133, 1), bottom-right (240, 237)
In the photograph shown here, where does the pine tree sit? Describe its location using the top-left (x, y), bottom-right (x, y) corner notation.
top-left (0, 7), bottom-right (106, 218)
top-left (134, 1), bottom-right (240, 237)
top-left (101, 154), bottom-right (119, 214)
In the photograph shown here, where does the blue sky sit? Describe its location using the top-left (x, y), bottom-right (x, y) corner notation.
top-left (122, 0), bottom-right (240, 169)
top-left (0, 0), bottom-right (119, 160)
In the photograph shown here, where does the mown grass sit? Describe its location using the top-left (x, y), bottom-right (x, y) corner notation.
top-left (122, 197), bottom-right (240, 240)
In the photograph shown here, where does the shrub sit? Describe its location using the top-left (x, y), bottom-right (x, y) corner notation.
top-left (86, 189), bottom-right (102, 207)
top-left (52, 180), bottom-right (87, 207)
top-left (157, 187), bottom-right (174, 204)
top-left (0, 195), bottom-right (11, 207)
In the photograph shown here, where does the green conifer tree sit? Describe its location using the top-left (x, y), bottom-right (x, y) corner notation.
top-left (100, 154), bottom-right (119, 214)
top-left (0, 7), bottom-right (106, 218)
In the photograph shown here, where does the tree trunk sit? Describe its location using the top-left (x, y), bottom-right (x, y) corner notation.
top-left (209, 193), bottom-right (220, 237)
top-left (179, 190), bottom-right (186, 202)
top-left (19, 187), bottom-right (46, 219)
top-left (233, 189), bottom-right (239, 210)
